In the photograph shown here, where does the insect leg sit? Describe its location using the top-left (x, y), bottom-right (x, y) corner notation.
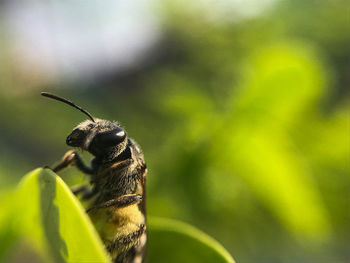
top-left (86, 194), bottom-right (142, 213)
top-left (71, 184), bottom-right (88, 195)
top-left (70, 184), bottom-right (98, 200)
top-left (52, 150), bottom-right (93, 174)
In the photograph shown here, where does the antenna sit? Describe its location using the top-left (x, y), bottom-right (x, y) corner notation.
top-left (41, 92), bottom-right (95, 122)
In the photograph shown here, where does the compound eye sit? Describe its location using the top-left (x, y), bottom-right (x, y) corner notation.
top-left (115, 130), bottom-right (125, 137)
top-left (97, 128), bottom-right (126, 147)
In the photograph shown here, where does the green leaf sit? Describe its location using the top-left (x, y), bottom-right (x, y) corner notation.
top-left (209, 43), bottom-right (331, 240)
top-left (16, 168), bottom-right (111, 263)
top-left (0, 191), bottom-right (20, 262)
top-left (14, 169), bottom-right (235, 263)
top-left (148, 217), bottom-right (235, 263)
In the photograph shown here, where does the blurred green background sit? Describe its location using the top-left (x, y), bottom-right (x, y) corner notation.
top-left (0, 0), bottom-right (349, 262)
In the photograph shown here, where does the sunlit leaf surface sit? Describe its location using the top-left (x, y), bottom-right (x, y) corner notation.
top-left (148, 217), bottom-right (235, 263)
top-left (16, 168), bottom-right (111, 263)
top-left (0, 191), bottom-right (19, 262)
top-left (0, 1), bottom-right (348, 261)
top-left (13, 169), bottom-right (235, 263)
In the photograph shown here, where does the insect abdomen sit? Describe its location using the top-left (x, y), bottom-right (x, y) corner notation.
top-left (89, 139), bottom-right (147, 263)
top-left (89, 203), bottom-right (145, 256)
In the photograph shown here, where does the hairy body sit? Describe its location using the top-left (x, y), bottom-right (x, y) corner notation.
top-left (52, 120), bottom-right (147, 263)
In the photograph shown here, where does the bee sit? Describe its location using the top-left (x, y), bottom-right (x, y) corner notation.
top-left (41, 92), bottom-right (147, 263)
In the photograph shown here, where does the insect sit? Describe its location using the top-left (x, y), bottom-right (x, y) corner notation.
top-left (41, 92), bottom-right (147, 263)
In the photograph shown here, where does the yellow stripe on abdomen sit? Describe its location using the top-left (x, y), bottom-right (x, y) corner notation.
top-left (90, 204), bottom-right (145, 245)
